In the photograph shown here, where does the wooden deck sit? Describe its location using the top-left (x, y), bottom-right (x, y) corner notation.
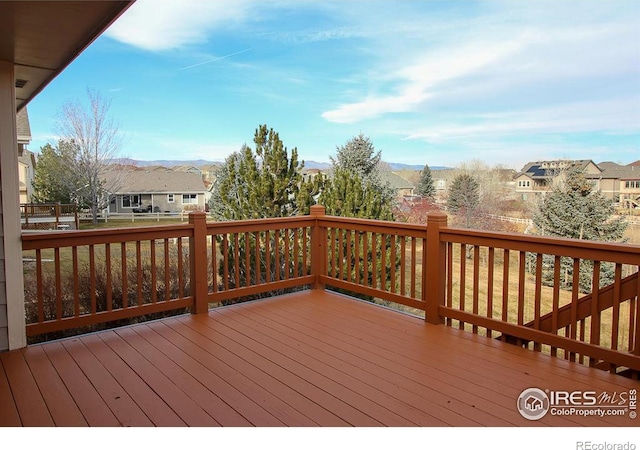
top-left (1, 290), bottom-right (637, 427)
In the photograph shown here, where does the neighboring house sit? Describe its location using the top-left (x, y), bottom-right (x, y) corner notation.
top-left (18, 149), bottom-right (36, 203)
top-left (618, 164), bottom-right (640, 209)
top-left (16, 108), bottom-right (35, 203)
top-left (379, 171), bottom-right (415, 198)
top-left (515, 160), bottom-right (602, 200)
top-left (515, 159), bottom-right (639, 204)
top-left (104, 170), bottom-right (207, 214)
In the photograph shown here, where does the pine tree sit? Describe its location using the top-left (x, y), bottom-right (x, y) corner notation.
top-left (532, 167), bottom-right (627, 293)
top-left (319, 168), bottom-right (394, 220)
top-left (321, 136), bottom-right (397, 303)
top-left (416, 163), bottom-right (435, 198)
top-left (32, 141), bottom-right (86, 205)
top-left (447, 173), bottom-right (480, 228)
top-left (209, 125), bottom-right (321, 221)
top-left (327, 134), bottom-right (395, 216)
top-left (208, 125), bottom-right (322, 301)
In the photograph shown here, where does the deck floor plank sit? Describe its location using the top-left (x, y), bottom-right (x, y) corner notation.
top-left (202, 309), bottom-right (416, 426)
top-left (229, 298), bottom-right (510, 426)
top-left (181, 315), bottom-right (363, 426)
top-left (59, 337), bottom-right (154, 427)
top-left (21, 346), bottom-right (87, 426)
top-left (159, 319), bottom-right (324, 426)
top-left (96, 331), bottom-right (219, 427)
top-left (290, 292), bottom-right (629, 426)
top-left (41, 341), bottom-right (120, 426)
top-left (114, 326), bottom-right (246, 426)
top-left (0, 350), bottom-right (53, 426)
top-left (143, 321), bottom-right (285, 427)
top-left (78, 333), bottom-right (186, 426)
top-left (190, 313), bottom-right (384, 426)
top-left (0, 355), bottom-right (22, 426)
top-left (2, 289), bottom-right (638, 427)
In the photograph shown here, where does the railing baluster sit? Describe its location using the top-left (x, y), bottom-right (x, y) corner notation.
top-left (245, 232), bottom-right (251, 286)
top-left (223, 235), bottom-right (229, 290)
top-left (164, 239), bottom-right (170, 302)
top-left (380, 233), bottom-right (387, 291)
top-left (363, 232), bottom-right (369, 288)
top-left (330, 228), bottom-right (336, 278)
top-left (400, 236), bottom-right (406, 297)
top-left (390, 235), bottom-right (396, 294)
top-left (274, 229), bottom-right (280, 282)
top-left (486, 247), bottom-right (495, 338)
top-left (54, 248), bottom-right (62, 320)
top-left (177, 238), bottom-right (184, 298)
top-left (36, 249), bottom-right (43, 323)
top-left (346, 229), bottom-right (352, 283)
top-left (446, 242), bottom-right (453, 327)
top-left (459, 244), bottom-right (466, 330)
top-left (121, 242), bottom-right (128, 309)
top-left (410, 238), bottom-right (417, 298)
top-left (105, 243), bottom-right (112, 311)
top-left (501, 249), bottom-right (509, 342)
top-left (634, 267), bottom-right (640, 355)
top-left (150, 240), bottom-right (157, 304)
top-left (210, 233), bottom-right (217, 293)
top-left (293, 229), bottom-right (299, 278)
top-left (517, 251), bottom-right (526, 340)
top-left (234, 233), bottom-right (241, 286)
top-left (89, 244), bottom-right (96, 314)
top-left (551, 255), bottom-right (561, 357)
top-left (255, 231), bottom-right (261, 284)
top-left (611, 263), bottom-right (622, 353)
top-left (371, 232), bottom-right (378, 290)
top-left (472, 245), bottom-right (479, 334)
top-left (590, 261), bottom-right (601, 364)
top-left (533, 253), bottom-right (542, 351)
top-left (136, 241), bottom-right (142, 306)
top-left (354, 231), bottom-right (361, 285)
top-left (302, 228), bottom-right (308, 276)
top-left (266, 231), bottom-right (272, 283)
top-left (569, 258), bottom-right (580, 362)
top-left (73, 246), bottom-right (80, 316)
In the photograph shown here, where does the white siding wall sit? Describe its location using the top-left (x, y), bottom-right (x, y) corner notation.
top-left (0, 62), bottom-right (27, 350)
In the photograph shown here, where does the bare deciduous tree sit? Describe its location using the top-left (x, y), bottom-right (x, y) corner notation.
top-left (56, 88), bottom-right (127, 224)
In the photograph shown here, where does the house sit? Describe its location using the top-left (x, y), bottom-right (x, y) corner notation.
top-left (618, 164), bottom-right (640, 209)
top-left (514, 160), bottom-right (602, 199)
top-left (378, 170), bottom-right (415, 198)
top-left (104, 170), bottom-right (207, 214)
top-left (17, 107), bottom-right (35, 203)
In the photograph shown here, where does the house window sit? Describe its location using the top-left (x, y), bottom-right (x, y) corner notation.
top-left (122, 194), bottom-right (140, 208)
top-left (168, 194), bottom-right (174, 203)
top-left (526, 181), bottom-right (530, 187)
top-left (182, 194), bottom-right (197, 204)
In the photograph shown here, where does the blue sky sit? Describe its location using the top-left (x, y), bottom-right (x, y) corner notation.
top-left (26, 0), bottom-right (640, 170)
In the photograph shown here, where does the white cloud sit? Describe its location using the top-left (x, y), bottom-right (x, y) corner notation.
top-left (321, 2), bottom-right (640, 125)
top-left (321, 39), bottom-right (525, 123)
top-left (106, 0), bottom-right (253, 51)
top-left (405, 98), bottom-right (640, 141)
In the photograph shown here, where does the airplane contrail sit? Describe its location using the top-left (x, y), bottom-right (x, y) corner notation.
top-left (179, 48), bottom-right (253, 70)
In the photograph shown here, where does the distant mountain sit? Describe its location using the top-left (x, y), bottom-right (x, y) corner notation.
top-left (124, 159), bottom-right (222, 167)
top-left (387, 163), bottom-right (450, 171)
top-left (118, 158), bottom-right (449, 171)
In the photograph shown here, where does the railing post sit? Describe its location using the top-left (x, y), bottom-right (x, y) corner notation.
top-left (424, 212), bottom-right (448, 325)
top-left (310, 204), bottom-right (326, 290)
top-left (189, 211), bottom-right (209, 314)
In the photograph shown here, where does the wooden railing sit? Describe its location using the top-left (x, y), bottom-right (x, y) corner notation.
top-left (20, 203), bottom-right (79, 230)
top-left (21, 208), bottom-right (640, 376)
